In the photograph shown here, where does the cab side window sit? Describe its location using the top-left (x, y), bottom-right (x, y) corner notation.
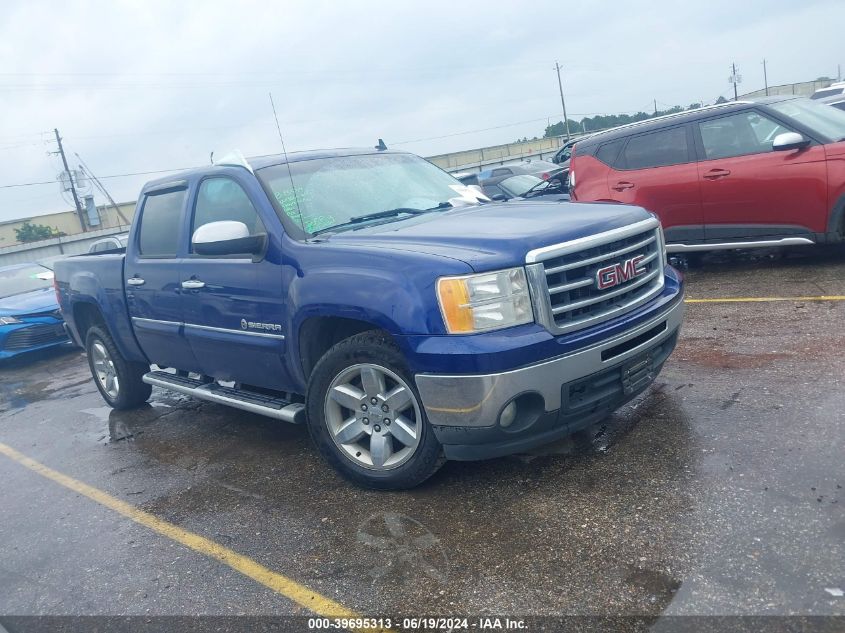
top-left (698, 111), bottom-right (788, 160)
top-left (191, 178), bottom-right (266, 254)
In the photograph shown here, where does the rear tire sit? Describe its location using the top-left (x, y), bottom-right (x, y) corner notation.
top-left (85, 325), bottom-right (151, 410)
top-left (306, 330), bottom-right (443, 490)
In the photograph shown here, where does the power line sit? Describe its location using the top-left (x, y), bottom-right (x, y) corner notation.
top-left (0, 166), bottom-right (196, 190)
top-left (393, 117), bottom-right (555, 145)
top-left (0, 62), bottom-right (596, 79)
top-left (74, 152), bottom-right (130, 225)
top-left (0, 103), bottom-right (680, 191)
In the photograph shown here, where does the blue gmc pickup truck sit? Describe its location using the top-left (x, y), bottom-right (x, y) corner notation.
top-left (54, 148), bottom-right (684, 489)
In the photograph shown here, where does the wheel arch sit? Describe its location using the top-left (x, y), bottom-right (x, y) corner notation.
top-left (297, 315), bottom-right (394, 383)
top-left (72, 300), bottom-right (107, 342)
top-left (825, 192), bottom-right (845, 241)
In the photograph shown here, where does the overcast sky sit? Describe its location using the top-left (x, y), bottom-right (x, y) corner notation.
top-left (1, 0), bottom-right (843, 222)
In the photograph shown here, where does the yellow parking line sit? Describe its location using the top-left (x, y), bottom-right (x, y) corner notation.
top-left (685, 295), bottom-right (845, 304)
top-left (0, 441), bottom-right (365, 622)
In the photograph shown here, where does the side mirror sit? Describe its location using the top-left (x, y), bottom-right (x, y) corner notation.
top-left (491, 193), bottom-right (508, 201)
top-left (192, 221), bottom-right (265, 257)
top-left (772, 132), bottom-right (809, 152)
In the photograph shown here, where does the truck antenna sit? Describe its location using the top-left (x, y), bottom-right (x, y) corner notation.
top-left (269, 92), bottom-right (306, 235)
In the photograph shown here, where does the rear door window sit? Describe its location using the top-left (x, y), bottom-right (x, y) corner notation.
top-left (595, 139), bottom-right (625, 167)
top-left (137, 189), bottom-right (187, 257)
top-left (620, 126), bottom-right (690, 170)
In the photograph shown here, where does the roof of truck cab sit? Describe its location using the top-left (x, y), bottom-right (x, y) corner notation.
top-left (141, 148), bottom-right (410, 193)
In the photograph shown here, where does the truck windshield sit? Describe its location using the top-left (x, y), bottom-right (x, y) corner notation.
top-left (257, 153), bottom-right (482, 234)
top-left (769, 98), bottom-right (845, 141)
top-left (0, 264), bottom-right (54, 299)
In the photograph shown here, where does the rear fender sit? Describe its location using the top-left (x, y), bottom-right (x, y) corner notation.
top-left (67, 272), bottom-right (147, 363)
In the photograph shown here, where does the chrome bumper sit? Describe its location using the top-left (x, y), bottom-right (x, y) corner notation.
top-left (415, 297), bottom-right (684, 428)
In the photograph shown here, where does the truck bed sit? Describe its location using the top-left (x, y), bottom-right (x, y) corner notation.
top-left (54, 253), bottom-right (147, 363)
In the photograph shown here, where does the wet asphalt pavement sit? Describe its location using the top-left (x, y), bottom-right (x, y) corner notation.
top-left (0, 247), bottom-right (843, 622)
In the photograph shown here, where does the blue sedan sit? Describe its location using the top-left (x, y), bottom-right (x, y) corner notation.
top-left (0, 263), bottom-right (71, 360)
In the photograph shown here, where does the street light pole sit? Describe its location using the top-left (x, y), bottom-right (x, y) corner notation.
top-left (555, 61), bottom-right (571, 141)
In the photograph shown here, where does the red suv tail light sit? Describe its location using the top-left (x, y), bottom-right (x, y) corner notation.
top-left (541, 172), bottom-right (550, 180)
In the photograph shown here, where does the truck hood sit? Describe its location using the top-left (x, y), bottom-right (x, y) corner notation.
top-left (0, 287), bottom-right (59, 317)
top-left (326, 200), bottom-right (651, 270)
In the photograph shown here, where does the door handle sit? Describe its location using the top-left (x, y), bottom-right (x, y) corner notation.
top-left (612, 181), bottom-right (635, 191)
top-left (126, 277), bottom-right (145, 286)
top-left (181, 279), bottom-right (206, 290)
top-left (703, 168), bottom-right (731, 179)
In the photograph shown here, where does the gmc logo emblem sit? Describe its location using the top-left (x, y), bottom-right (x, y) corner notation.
top-left (596, 255), bottom-right (647, 290)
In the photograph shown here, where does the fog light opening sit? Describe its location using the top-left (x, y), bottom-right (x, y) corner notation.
top-left (498, 392), bottom-right (545, 434)
top-left (499, 400), bottom-right (518, 428)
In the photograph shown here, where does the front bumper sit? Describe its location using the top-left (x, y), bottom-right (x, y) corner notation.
top-left (0, 319), bottom-right (71, 360)
top-left (414, 295), bottom-right (684, 459)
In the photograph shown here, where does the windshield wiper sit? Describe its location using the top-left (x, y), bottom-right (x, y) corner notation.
top-left (521, 180), bottom-right (551, 198)
top-left (311, 202), bottom-right (453, 236)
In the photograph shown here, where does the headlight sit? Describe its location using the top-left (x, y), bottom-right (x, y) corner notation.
top-left (437, 267), bottom-right (534, 334)
top-left (0, 316), bottom-right (22, 325)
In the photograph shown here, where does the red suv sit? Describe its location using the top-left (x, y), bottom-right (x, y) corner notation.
top-left (569, 97), bottom-right (845, 252)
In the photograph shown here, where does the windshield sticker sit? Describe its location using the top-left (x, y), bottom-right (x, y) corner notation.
top-left (274, 188), bottom-right (335, 233)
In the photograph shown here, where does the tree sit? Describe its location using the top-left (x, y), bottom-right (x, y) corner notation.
top-left (13, 221), bottom-right (65, 243)
top-left (543, 103), bottom-right (708, 139)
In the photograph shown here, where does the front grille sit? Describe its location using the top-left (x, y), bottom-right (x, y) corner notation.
top-left (526, 218), bottom-right (665, 334)
top-left (3, 323), bottom-right (67, 350)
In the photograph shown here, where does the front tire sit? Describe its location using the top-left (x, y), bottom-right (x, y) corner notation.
top-left (86, 325), bottom-right (151, 410)
top-left (306, 331), bottom-right (443, 490)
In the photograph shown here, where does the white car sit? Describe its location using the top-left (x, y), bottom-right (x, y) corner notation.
top-left (810, 81), bottom-right (845, 100)
top-left (87, 234), bottom-right (129, 253)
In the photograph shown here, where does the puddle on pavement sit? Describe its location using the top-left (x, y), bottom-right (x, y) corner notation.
top-left (625, 567), bottom-right (682, 606)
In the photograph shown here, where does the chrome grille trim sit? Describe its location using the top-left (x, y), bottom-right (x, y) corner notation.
top-left (550, 268), bottom-right (660, 315)
top-left (525, 218), bottom-right (659, 263)
top-left (543, 234), bottom-right (656, 275)
top-left (525, 217), bottom-right (665, 335)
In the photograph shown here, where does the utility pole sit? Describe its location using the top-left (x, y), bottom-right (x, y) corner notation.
top-left (762, 59), bottom-right (769, 96)
top-left (729, 62), bottom-right (741, 101)
top-left (75, 152), bottom-right (130, 226)
top-left (554, 62), bottom-right (571, 141)
top-left (654, 98), bottom-right (658, 115)
top-left (53, 128), bottom-right (86, 231)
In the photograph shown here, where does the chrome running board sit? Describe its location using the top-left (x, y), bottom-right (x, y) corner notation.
top-left (143, 370), bottom-right (305, 424)
top-left (666, 237), bottom-right (814, 253)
